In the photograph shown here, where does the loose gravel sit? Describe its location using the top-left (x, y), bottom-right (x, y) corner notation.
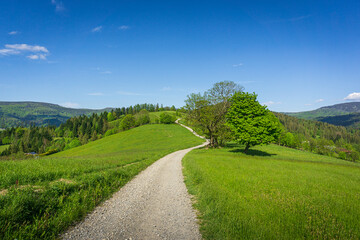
top-left (62, 123), bottom-right (208, 240)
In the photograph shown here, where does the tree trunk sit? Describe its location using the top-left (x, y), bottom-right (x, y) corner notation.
top-left (244, 143), bottom-right (250, 153)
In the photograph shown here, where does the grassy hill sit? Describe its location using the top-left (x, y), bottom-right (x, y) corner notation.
top-left (0, 101), bottom-right (111, 128)
top-left (0, 124), bottom-right (204, 239)
top-left (183, 143), bottom-right (360, 239)
top-left (285, 102), bottom-right (360, 128)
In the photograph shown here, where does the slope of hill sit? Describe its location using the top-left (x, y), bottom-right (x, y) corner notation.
top-left (285, 102), bottom-right (360, 128)
top-left (0, 101), bottom-right (111, 128)
top-left (0, 124), bottom-right (204, 239)
top-left (317, 112), bottom-right (360, 128)
top-left (183, 143), bottom-right (360, 239)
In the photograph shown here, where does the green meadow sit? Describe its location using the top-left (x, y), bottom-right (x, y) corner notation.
top-left (183, 144), bottom-right (360, 239)
top-left (0, 124), bottom-right (204, 239)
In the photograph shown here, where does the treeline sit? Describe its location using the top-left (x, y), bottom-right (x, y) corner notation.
top-left (0, 103), bottom-right (177, 156)
top-left (274, 112), bottom-right (360, 162)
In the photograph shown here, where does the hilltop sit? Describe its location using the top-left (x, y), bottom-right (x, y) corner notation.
top-left (0, 101), bottom-right (112, 128)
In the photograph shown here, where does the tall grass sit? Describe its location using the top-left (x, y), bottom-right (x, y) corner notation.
top-left (183, 144), bottom-right (360, 239)
top-left (0, 124), bottom-right (204, 239)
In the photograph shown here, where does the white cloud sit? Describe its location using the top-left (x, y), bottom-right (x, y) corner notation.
top-left (344, 92), bottom-right (360, 101)
top-left (0, 48), bottom-right (20, 55)
top-left (51, 0), bottom-right (65, 12)
top-left (161, 87), bottom-right (172, 91)
top-left (27, 54), bottom-right (47, 60)
top-left (91, 26), bottom-right (103, 33)
top-left (88, 92), bottom-right (104, 96)
top-left (263, 101), bottom-right (281, 106)
top-left (0, 44), bottom-right (49, 60)
top-left (61, 102), bottom-right (80, 108)
top-left (315, 99), bottom-right (324, 103)
top-left (119, 25), bottom-right (130, 30)
top-left (5, 44), bottom-right (48, 53)
top-left (117, 91), bottom-right (142, 96)
top-left (304, 103), bottom-right (313, 106)
top-left (8, 31), bottom-right (19, 35)
top-left (232, 63), bottom-right (243, 67)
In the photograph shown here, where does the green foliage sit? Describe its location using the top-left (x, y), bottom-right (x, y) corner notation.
top-left (64, 139), bottom-right (81, 150)
top-left (0, 124), bottom-right (204, 239)
top-left (274, 112), bottom-right (360, 162)
top-left (183, 143), bottom-right (360, 239)
top-left (135, 109), bottom-right (150, 126)
top-left (107, 112), bottom-right (115, 122)
top-left (120, 114), bottom-right (136, 130)
top-left (185, 81), bottom-right (243, 147)
top-left (159, 113), bottom-right (176, 124)
top-left (226, 92), bottom-right (282, 152)
top-left (104, 128), bottom-right (118, 137)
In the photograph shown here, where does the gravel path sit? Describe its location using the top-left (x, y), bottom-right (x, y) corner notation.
top-left (62, 122), bottom-right (208, 240)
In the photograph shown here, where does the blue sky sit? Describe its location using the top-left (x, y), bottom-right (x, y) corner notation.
top-left (0, 0), bottom-right (359, 112)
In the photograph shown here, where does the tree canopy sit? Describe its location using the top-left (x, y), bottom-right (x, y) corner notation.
top-left (185, 81), bottom-right (244, 147)
top-left (226, 92), bottom-right (282, 153)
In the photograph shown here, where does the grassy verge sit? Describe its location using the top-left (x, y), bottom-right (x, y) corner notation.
top-left (0, 124), bottom-right (204, 239)
top-left (183, 143), bottom-right (360, 239)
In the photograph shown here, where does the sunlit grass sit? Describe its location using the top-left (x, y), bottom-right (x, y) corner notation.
top-left (183, 143), bottom-right (360, 239)
top-left (0, 124), bottom-right (204, 239)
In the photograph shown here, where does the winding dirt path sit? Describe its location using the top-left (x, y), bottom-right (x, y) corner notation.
top-left (62, 121), bottom-right (207, 240)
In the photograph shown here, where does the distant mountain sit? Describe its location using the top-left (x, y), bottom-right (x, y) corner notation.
top-left (0, 101), bottom-right (112, 128)
top-left (285, 102), bottom-right (360, 128)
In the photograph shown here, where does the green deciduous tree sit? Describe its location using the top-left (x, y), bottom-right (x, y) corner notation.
top-left (160, 113), bottom-right (175, 124)
top-left (185, 81), bottom-right (243, 147)
top-left (226, 92), bottom-right (282, 153)
top-left (120, 114), bottom-right (136, 130)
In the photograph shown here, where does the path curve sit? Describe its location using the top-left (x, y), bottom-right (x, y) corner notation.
top-left (62, 121), bottom-right (208, 240)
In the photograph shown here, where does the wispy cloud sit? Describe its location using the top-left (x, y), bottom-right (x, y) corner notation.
top-left (0, 48), bottom-right (20, 55)
top-left (232, 63), bottom-right (243, 67)
top-left (51, 0), bottom-right (65, 12)
top-left (61, 102), bottom-right (80, 108)
top-left (263, 101), bottom-right (281, 106)
top-left (117, 91), bottom-right (142, 96)
top-left (91, 26), bottom-right (103, 33)
top-left (161, 87), bottom-right (172, 91)
top-left (8, 31), bottom-right (19, 35)
top-left (0, 44), bottom-right (49, 60)
top-left (119, 25), bottom-right (130, 30)
top-left (267, 15), bottom-right (312, 23)
top-left (344, 92), bottom-right (360, 101)
top-left (27, 54), bottom-right (47, 60)
top-left (101, 71), bottom-right (112, 74)
top-left (315, 99), bottom-right (324, 103)
top-left (304, 103), bottom-right (313, 106)
top-left (88, 92), bottom-right (104, 96)
top-left (5, 44), bottom-right (48, 53)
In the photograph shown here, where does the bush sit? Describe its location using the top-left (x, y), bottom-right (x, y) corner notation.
top-left (120, 114), bottom-right (136, 130)
top-left (104, 128), bottom-right (118, 137)
top-left (135, 109), bottom-right (150, 126)
top-left (64, 139), bottom-right (81, 150)
top-left (160, 113), bottom-right (176, 124)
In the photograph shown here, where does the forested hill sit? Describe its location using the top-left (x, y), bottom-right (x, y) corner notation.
top-left (0, 101), bottom-right (112, 128)
top-left (285, 102), bottom-right (360, 128)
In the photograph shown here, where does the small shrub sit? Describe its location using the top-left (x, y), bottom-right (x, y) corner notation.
top-left (160, 113), bottom-right (176, 124)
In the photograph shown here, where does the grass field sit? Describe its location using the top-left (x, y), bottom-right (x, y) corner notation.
top-left (0, 124), bottom-right (204, 239)
top-left (183, 143), bottom-right (360, 239)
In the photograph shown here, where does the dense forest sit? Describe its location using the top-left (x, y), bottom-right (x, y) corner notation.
top-left (0, 103), bottom-right (177, 157)
top-left (274, 112), bottom-right (360, 161)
